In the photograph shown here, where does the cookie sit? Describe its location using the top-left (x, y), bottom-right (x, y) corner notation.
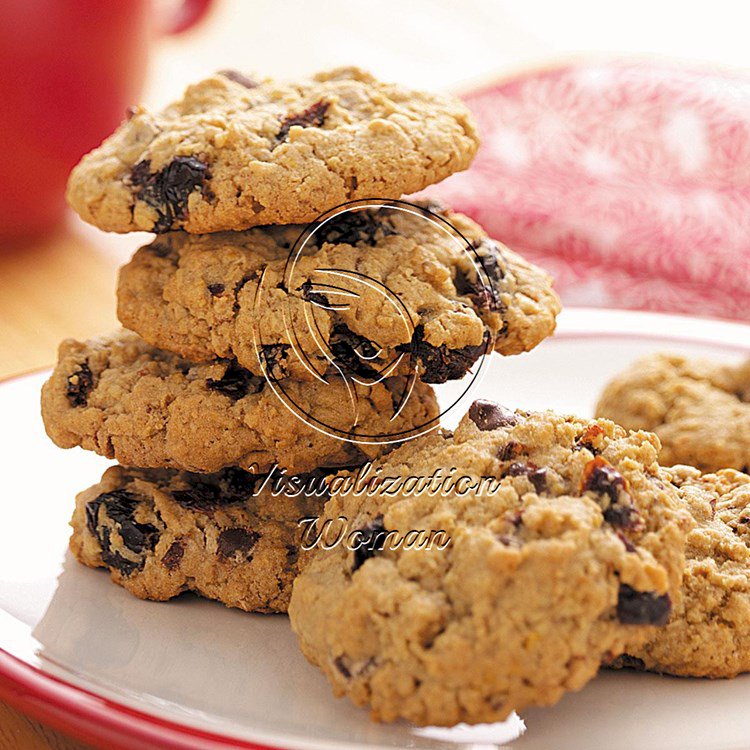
top-left (66, 67), bottom-right (479, 234)
top-left (41, 331), bottom-right (439, 474)
top-left (288, 401), bottom-right (692, 726)
top-left (117, 202), bottom-right (560, 384)
top-left (596, 353), bottom-right (750, 472)
top-left (614, 465), bottom-right (750, 677)
top-left (71, 463), bottom-right (334, 612)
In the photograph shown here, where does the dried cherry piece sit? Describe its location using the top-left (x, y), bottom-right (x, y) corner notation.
top-left (171, 481), bottom-right (221, 511)
top-left (617, 584), bottom-right (671, 625)
top-left (329, 324), bottom-right (380, 378)
top-left (278, 100), bottom-right (329, 141)
top-left (504, 462), bottom-right (548, 493)
top-left (206, 361), bottom-right (264, 401)
top-left (314, 209), bottom-right (395, 247)
top-left (131, 156), bottom-right (209, 232)
top-left (402, 325), bottom-right (488, 384)
top-left (352, 516), bottom-right (389, 572)
top-left (86, 490), bottom-right (158, 576)
top-left (66, 362), bottom-right (94, 407)
top-left (161, 541), bottom-right (184, 570)
top-left (582, 456), bottom-right (641, 529)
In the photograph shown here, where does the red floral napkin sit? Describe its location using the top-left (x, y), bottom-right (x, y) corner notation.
top-left (429, 59), bottom-right (750, 321)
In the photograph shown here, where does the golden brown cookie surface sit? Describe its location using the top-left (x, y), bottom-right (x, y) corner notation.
top-left (117, 203), bottom-right (560, 383)
top-left (289, 402), bottom-right (692, 726)
top-left (66, 67), bottom-right (479, 233)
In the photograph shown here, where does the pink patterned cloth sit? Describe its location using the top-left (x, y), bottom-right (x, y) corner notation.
top-left (428, 60), bottom-right (750, 320)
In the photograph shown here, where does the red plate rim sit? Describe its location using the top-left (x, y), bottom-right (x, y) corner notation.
top-left (0, 309), bottom-right (748, 749)
top-left (0, 649), bottom-right (279, 750)
top-left (0, 367), bottom-right (286, 750)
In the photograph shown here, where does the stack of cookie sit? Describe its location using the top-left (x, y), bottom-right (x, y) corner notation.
top-left (41, 67), bottom-right (560, 617)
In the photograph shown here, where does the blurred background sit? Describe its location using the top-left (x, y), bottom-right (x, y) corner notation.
top-left (2, 0), bottom-right (750, 379)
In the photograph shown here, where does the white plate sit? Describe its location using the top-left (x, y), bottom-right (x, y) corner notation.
top-left (1, 308), bottom-right (749, 750)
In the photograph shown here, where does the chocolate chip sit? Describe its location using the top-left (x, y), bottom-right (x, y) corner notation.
top-left (582, 457), bottom-right (641, 529)
top-left (616, 584), bottom-right (671, 626)
top-left (217, 528), bottom-right (259, 559)
top-left (161, 541), bottom-right (184, 570)
top-left (604, 504), bottom-right (641, 529)
top-left (218, 69), bottom-right (258, 88)
top-left (206, 361), bottom-right (264, 401)
top-left (473, 239), bottom-right (506, 281)
top-left (87, 491), bottom-right (157, 554)
top-left (207, 283), bottom-right (225, 296)
top-left (453, 240), bottom-right (507, 314)
top-left (352, 516), bottom-right (389, 572)
top-left (278, 100), bottom-right (329, 141)
top-left (131, 156), bottom-right (209, 232)
top-left (314, 209), bottom-right (395, 247)
top-left (468, 400), bottom-right (517, 431)
top-left (66, 362), bottom-right (94, 407)
top-left (402, 325), bottom-right (488, 384)
top-left (100, 534), bottom-right (140, 577)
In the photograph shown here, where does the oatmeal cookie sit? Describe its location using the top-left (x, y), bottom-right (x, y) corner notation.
top-left (614, 465), bottom-right (750, 677)
top-left (117, 202), bottom-right (560, 383)
top-left (71, 464), bottom-right (334, 612)
top-left (596, 353), bottom-right (750, 472)
top-left (288, 401), bottom-right (692, 726)
top-left (41, 331), bottom-right (439, 473)
top-left (66, 67), bottom-right (479, 233)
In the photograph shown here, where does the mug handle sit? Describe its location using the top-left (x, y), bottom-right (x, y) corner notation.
top-left (161, 0), bottom-right (216, 35)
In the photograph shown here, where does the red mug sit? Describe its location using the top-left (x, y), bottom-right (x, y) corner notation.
top-left (0, 0), bottom-right (214, 243)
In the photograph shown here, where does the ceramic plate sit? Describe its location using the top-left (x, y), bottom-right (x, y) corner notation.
top-left (1, 308), bottom-right (749, 750)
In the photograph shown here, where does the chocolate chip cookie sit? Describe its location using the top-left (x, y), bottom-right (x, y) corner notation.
top-left (614, 465), bottom-right (750, 677)
top-left (117, 202), bottom-right (560, 384)
top-left (66, 67), bottom-right (479, 234)
top-left (71, 463), bottom-right (335, 612)
top-left (288, 401), bottom-right (692, 726)
top-left (596, 353), bottom-right (750, 472)
top-left (41, 331), bottom-right (439, 474)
